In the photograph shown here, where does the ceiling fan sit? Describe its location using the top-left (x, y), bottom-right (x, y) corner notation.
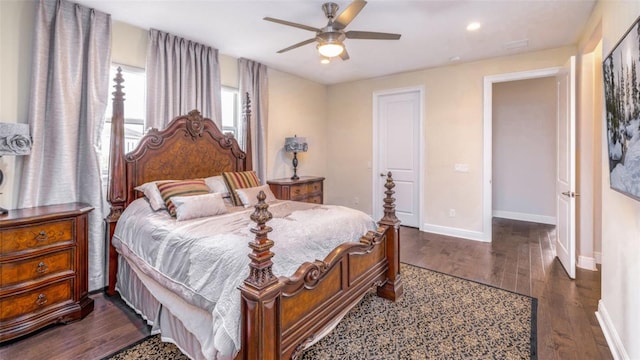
top-left (264, 0), bottom-right (401, 61)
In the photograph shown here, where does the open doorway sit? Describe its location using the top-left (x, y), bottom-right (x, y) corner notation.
top-left (483, 63), bottom-right (578, 278)
top-left (492, 77), bottom-right (558, 226)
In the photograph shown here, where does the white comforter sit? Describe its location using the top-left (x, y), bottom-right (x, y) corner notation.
top-left (112, 198), bottom-right (376, 359)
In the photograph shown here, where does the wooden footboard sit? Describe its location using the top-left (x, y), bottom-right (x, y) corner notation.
top-left (239, 173), bottom-right (403, 359)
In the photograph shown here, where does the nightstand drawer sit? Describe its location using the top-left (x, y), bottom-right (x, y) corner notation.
top-left (1, 250), bottom-right (74, 287)
top-left (1, 220), bottom-right (74, 255)
top-left (306, 195), bottom-right (323, 204)
top-left (308, 182), bottom-right (322, 194)
top-left (0, 279), bottom-right (73, 322)
top-left (290, 183), bottom-right (310, 198)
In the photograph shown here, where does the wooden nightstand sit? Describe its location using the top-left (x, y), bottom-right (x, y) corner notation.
top-left (267, 176), bottom-right (325, 204)
top-left (0, 203), bottom-right (94, 342)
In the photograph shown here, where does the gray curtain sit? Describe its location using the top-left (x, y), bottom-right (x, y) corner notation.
top-left (19, 0), bottom-right (111, 291)
top-left (146, 29), bottom-right (222, 129)
top-left (238, 58), bottom-right (268, 182)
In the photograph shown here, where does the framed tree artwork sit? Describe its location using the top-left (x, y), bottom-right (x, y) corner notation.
top-left (603, 15), bottom-right (640, 201)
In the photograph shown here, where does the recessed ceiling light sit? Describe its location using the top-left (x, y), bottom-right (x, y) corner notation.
top-left (449, 56), bottom-right (461, 62)
top-left (466, 22), bottom-right (481, 31)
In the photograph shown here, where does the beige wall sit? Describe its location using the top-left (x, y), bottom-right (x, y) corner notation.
top-left (327, 46), bottom-right (575, 232)
top-left (580, 1), bottom-right (640, 358)
top-left (492, 77), bottom-right (557, 222)
top-left (267, 69), bottom-right (327, 182)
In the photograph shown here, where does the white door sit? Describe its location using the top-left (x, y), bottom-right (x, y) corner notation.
top-left (373, 88), bottom-right (422, 227)
top-left (556, 56), bottom-right (577, 279)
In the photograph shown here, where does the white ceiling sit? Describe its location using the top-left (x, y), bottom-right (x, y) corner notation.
top-left (74, 0), bottom-right (597, 85)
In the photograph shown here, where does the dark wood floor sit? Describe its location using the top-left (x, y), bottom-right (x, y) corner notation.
top-left (0, 219), bottom-right (611, 359)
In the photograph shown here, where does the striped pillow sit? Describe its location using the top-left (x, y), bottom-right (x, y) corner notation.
top-left (222, 171), bottom-right (260, 206)
top-left (156, 179), bottom-right (210, 216)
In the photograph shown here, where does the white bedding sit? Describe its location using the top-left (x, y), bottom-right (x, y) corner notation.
top-left (112, 198), bottom-right (376, 359)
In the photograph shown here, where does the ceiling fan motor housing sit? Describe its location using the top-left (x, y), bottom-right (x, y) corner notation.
top-left (317, 30), bottom-right (346, 44)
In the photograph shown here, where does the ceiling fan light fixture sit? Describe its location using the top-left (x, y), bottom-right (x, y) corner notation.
top-left (317, 42), bottom-right (344, 57)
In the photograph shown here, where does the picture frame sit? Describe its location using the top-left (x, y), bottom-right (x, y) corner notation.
top-left (603, 15), bottom-right (640, 201)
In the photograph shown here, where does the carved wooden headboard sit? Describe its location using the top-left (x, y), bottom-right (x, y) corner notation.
top-left (123, 110), bottom-right (248, 207)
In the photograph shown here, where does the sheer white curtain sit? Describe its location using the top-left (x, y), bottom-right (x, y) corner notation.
top-left (19, 0), bottom-right (112, 291)
top-left (238, 58), bottom-right (268, 182)
top-left (146, 29), bottom-right (222, 130)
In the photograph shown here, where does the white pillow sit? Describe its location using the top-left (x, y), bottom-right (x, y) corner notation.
top-left (235, 184), bottom-right (277, 208)
top-left (134, 181), bottom-right (167, 211)
top-left (171, 192), bottom-right (228, 221)
top-left (205, 175), bottom-right (230, 198)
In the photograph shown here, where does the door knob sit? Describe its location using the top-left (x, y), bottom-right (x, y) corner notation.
top-left (561, 191), bottom-right (579, 198)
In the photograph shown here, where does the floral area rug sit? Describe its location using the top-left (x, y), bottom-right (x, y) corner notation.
top-left (104, 264), bottom-right (537, 360)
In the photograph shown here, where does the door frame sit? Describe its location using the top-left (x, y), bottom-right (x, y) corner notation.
top-left (482, 67), bottom-right (563, 241)
top-left (372, 86), bottom-right (425, 228)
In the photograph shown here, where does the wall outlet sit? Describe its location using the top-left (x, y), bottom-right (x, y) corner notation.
top-left (449, 209), bottom-right (456, 217)
top-left (354, 197), bottom-right (360, 205)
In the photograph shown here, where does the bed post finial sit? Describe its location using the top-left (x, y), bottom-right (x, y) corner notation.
top-left (377, 171), bottom-right (403, 301)
top-left (245, 191), bottom-right (277, 289)
top-left (239, 191), bottom-right (283, 359)
top-left (380, 172), bottom-right (400, 225)
top-left (106, 67), bottom-right (127, 296)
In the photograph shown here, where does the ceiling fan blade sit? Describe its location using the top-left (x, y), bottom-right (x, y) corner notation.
top-left (339, 47), bottom-right (350, 61)
top-left (345, 30), bottom-right (401, 40)
top-left (264, 17), bottom-right (321, 33)
top-left (333, 0), bottom-right (367, 30)
top-left (277, 38), bottom-right (317, 53)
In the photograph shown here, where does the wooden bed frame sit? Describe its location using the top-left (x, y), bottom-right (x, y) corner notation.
top-left (105, 68), bottom-right (403, 359)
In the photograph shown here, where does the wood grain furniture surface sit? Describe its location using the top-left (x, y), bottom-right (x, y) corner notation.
top-left (105, 68), bottom-right (402, 359)
top-left (267, 176), bottom-right (325, 204)
top-left (0, 202), bottom-right (94, 342)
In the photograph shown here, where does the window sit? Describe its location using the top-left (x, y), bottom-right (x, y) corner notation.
top-left (100, 65), bottom-right (146, 179)
top-left (221, 86), bottom-right (240, 140)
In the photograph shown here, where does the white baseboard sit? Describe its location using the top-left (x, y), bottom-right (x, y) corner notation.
top-left (594, 251), bottom-right (602, 264)
top-left (421, 223), bottom-right (489, 242)
top-left (596, 300), bottom-right (630, 360)
top-left (492, 210), bottom-right (556, 225)
top-left (577, 255), bottom-right (597, 271)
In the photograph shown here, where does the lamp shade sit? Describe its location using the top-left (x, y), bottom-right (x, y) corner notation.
top-left (284, 136), bottom-right (308, 153)
top-left (0, 123), bottom-right (32, 156)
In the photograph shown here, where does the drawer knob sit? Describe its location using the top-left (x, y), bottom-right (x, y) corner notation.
top-left (35, 294), bottom-right (48, 306)
top-left (36, 261), bottom-right (48, 274)
top-left (35, 231), bottom-right (48, 242)
top-left (294, 189), bottom-right (301, 194)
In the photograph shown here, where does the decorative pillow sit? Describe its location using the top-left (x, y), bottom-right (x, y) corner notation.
top-left (235, 184), bottom-right (277, 208)
top-left (222, 171), bottom-right (260, 206)
top-left (204, 175), bottom-right (230, 198)
top-left (156, 179), bottom-right (211, 216)
top-left (171, 192), bottom-right (228, 221)
top-left (134, 181), bottom-right (167, 211)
